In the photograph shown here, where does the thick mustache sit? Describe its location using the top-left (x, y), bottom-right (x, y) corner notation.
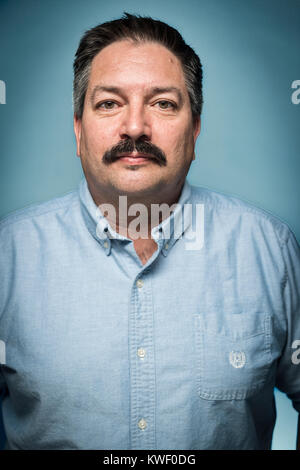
top-left (102, 139), bottom-right (167, 167)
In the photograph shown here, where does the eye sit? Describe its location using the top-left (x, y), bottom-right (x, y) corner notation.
top-left (96, 101), bottom-right (118, 110)
top-left (155, 100), bottom-right (177, 110)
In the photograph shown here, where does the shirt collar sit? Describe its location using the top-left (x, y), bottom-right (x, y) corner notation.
top-left (79, 177), bottom-right (192, 256)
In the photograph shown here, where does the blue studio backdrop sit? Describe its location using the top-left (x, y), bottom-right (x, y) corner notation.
top-left (0, 0), bottom-right (299, 450)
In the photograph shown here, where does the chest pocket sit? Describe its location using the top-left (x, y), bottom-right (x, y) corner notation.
top-left (194, 311), bottom-right (272, 400)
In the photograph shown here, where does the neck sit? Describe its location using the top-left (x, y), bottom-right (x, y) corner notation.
top-left (87, 180), bottom-right (185, 240)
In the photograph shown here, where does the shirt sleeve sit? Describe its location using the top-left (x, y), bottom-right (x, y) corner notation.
top-left (275, 229), bottom-right (300, 413)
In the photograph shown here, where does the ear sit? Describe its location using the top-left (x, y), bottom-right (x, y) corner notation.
top-left (193, 116), bottom-right (201, 143)
top-left (73, 113), bottom-right (82, 157)
top-left (192, 116), bottom-right (201, 161)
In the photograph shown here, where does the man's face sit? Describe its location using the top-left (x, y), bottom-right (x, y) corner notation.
top-left (74, 40), bottom-right (200, 202)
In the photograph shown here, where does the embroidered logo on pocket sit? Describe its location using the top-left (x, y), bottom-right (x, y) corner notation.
top-left (229, 351), bottom-right (246, 368)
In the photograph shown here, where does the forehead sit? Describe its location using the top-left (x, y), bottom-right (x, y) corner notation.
top-left (87, 40), bottom-right (188, 95)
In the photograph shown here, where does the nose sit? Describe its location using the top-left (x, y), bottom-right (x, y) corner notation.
top-left (119, 103), bottom-right (151, 142)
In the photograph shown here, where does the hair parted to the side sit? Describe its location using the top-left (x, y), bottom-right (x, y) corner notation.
top-left (73, 13), bottom-right (203, 121)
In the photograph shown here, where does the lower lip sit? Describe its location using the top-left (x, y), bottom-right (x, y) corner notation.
top-left (117, 157), bottom-right (154, 165)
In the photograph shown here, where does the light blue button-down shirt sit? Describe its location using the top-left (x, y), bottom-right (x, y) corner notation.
top-left (0, 178), bottom-right (299, 450)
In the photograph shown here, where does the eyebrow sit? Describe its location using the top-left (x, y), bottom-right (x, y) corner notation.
top-left (90, 85), bottom-right (183, 106)
top-left (149, 87), bottom-right (183, 105)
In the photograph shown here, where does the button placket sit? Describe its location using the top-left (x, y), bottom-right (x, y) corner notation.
top-left (129, 272), bottom-right (156, 448)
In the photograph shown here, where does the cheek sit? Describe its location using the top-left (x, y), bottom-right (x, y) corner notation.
top-left (164, 130), bottom-right (194, 161)
top-left (153, 123), bottom-right (180, 151)
top-left (153, 120), bottom-right (194, 158)
top-left (81, 119), bottom-right (116, 155)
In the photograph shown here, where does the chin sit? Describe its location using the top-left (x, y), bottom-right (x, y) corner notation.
top-left (113, 178), bottom-right (165, 197)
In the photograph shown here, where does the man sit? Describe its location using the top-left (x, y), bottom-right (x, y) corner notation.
top-left (0, 13), bottom-right (299, 450)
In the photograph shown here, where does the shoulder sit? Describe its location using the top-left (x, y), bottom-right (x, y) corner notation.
top-left (189, 183), bottom-right (293, 246)
top-left (0, 189), bottom-right (80, 236)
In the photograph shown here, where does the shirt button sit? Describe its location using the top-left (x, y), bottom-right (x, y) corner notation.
top-left (137, 348), bottom-right (146, 358)
top-left (138, 418), bottom-right (147, 430)
top-left (136, 279), bottom-right (144, 288)
top-left (103, 241), bottom-right (109, 249)
top-left (164, 243), bottom-right (169, 250)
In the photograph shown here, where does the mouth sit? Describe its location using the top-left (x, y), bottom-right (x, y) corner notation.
top-left (116, 152), bottom-right (156, 165)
